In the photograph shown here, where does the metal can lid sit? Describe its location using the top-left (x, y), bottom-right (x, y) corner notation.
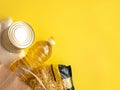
top-left (8, 21), bottom-right (35, 49)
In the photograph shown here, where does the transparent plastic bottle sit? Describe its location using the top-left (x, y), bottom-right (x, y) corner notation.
top-left (9, 37), bottom-right (55, 72)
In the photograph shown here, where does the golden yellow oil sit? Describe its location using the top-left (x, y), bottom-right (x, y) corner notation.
top-left (9, 39), bottom-right (53, 72)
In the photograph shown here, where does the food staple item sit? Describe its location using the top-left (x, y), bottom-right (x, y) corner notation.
top-left (0, 17), bottom-right (34, 65)
top-left (16, 65), bottom-right (74, 90)
top-left (10, 37), bottom-right (55, 72)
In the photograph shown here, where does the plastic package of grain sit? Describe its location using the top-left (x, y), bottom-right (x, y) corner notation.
top-left (16, 64), bottom-right (74, 90)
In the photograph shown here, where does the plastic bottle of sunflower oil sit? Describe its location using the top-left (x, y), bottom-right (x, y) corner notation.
top-left (10, 37), bottom-right (55, 72)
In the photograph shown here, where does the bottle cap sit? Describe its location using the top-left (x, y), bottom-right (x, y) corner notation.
top-left (48, 37), bottom-right (55, 45)
top-left (1, 21), bottom-right (35, 52)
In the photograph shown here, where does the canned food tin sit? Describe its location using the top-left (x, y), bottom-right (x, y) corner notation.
top-left (1, 21), bottom-right (35, 53)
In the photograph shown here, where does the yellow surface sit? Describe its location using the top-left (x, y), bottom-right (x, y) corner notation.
top-left (0, 0), bottom-right (120, 90)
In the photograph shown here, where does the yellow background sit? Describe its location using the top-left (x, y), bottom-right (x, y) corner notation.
top-left (0, 0), bottom-right (120, 90)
